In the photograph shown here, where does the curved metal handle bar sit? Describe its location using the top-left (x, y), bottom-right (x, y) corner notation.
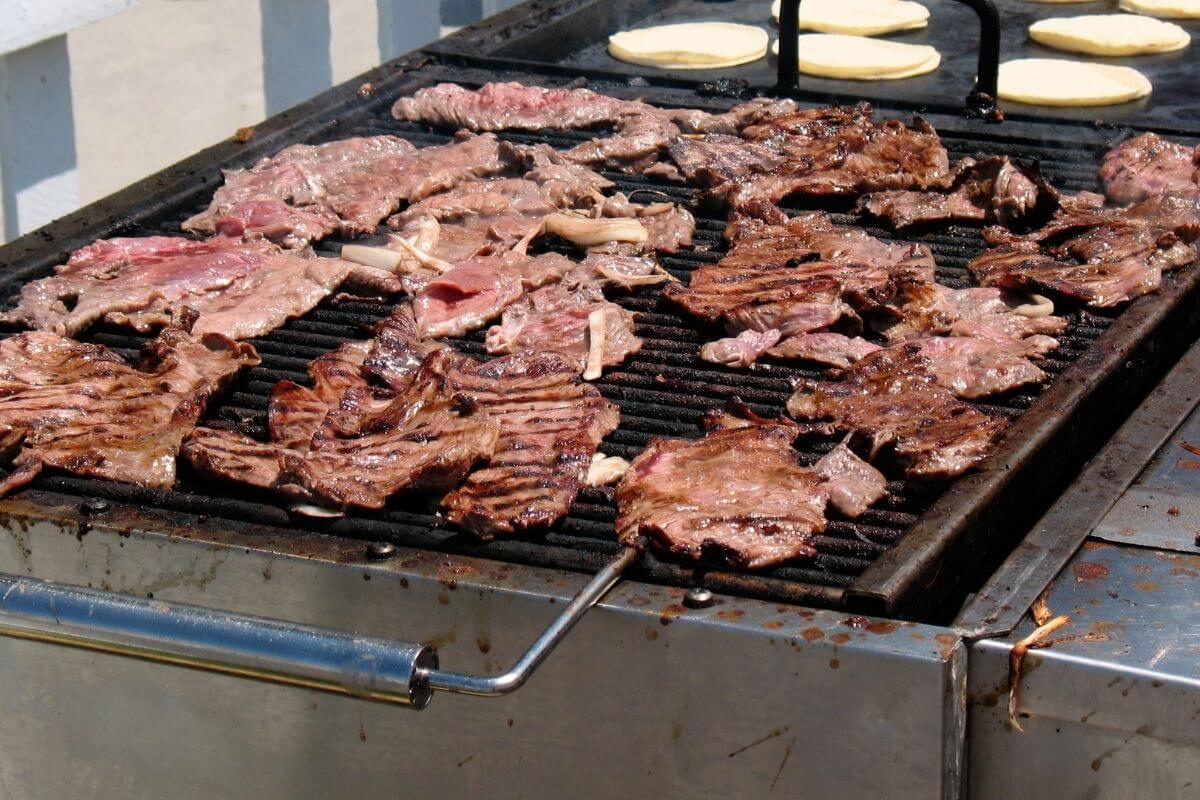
top-left (774, 0), bottom-right (1001, 114)
top-left (0, 546), bottom-right (638, 709)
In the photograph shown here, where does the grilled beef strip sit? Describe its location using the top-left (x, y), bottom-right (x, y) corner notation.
top-left (700, 328), bottom-right (782, 368)
top-left (786, 344), bottom-right (1008, 480)
top-left (441, 351), bottom-right (620, 538)
top-left (875, 280), bottom-right (1066, 353)
top-left (392, 82), bottom-right (798, 174)
top-left (616, 419), bottom-right (886, 568)
top-left (767, 332), bottom-right (882, 368)
top-left (280, 346), bottom-right (499, 510)
top-left (0, 236), bottom-right (399, 340)
top-left (969, 193), bottom-right (1200, 308)
top-left (0, 329), bottom-right (258, 496)
top-left (484, 281), bottom-right (641, 375)
top-left (616, 425), bottom-right (830, 568)
top-left (859, 157), bottom-right (1057, 230)
top-left (184, 133), bottom-right (510, 246)
top-left (1100, 132), bottom-right (1200, 204)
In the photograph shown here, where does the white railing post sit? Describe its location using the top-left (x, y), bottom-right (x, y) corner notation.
top-left (259, 0), bottom-right (334, 116)
top-left (0, 0), bottom-right (135, 241)
top-left (376, 0), bottom-right (441, 62)
top-left (0, 36), bottom-right (78, 241)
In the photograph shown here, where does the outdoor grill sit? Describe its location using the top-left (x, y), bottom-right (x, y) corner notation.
top-left (2, 2), bottom-right (1200, 797)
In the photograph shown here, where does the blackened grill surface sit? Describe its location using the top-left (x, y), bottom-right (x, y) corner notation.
top-left (0, 61), bottom-right (1197, 621)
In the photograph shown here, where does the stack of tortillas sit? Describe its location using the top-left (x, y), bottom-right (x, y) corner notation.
top-left (607, 22), bottom-right (769, 69)
top-left (770, 0), bottom-right (930, 35)
top-left (770, 35), bottom-right (939, 79)
top-left (997, 1), bottom-right (1188, 106)
top-left (769, 0), bottom-right (939, 80)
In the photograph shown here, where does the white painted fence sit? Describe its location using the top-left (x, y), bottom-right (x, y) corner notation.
top-left (0, 0), bottom-right (521, 242)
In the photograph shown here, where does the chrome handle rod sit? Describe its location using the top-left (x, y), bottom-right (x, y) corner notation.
top-left (420, 546), bottom-right (639, 697)
top-left (0, 546), bottom-right (640, 708)
top-left (0, 572), bottom-right (439, 707)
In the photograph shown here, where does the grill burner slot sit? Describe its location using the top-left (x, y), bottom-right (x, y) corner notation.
top-left (0, 62), bottom-right (1194, 620)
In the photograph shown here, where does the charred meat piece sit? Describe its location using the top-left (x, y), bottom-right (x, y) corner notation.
top-left (268, 340), bottom-right (372, 450)
top-left (722, 211), bottom-right (935, 283)
top-left (282, 348), bottom-right (499, 510)
top-left (700, 328), bottom-right (782, 368)
top-left (0, 236), bottom-right (394, 340)
top-left (860, 157), bottom-right (1055, 230)
top-left (1100, 132), bottom-right (1200, 204)
top-left (441, 352), bottom-right (620, 538)
top-left (814, 443), bottom-right (888, 518)
top-left (485, 282), bottom-right (641, 376)
top-left (970, 194), bottom-right (1200, 308)
top-left (877, 280), bottom-right (1066, 351)
top-left (768, 332), bottom-right (881, 368)
top-left (392, 82), bottom-right (635, 132)
top-left (616, 425), bottom-right (829, 568)
top-left (787, 345), bottom-right (1008, 480)
top-left (902, 336), bottom-right (1047, 399)
top-left (182, 427), bottom-right (297, 491)
top-left (185, 133), bottom-right (509, 246)
top-left (0, 330), bottom-right (258, 496)
top-left (413, 251), bottom-right (573, 338)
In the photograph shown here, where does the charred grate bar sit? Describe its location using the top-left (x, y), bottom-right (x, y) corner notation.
top-left (0, 60), bottom-right (1197, 621)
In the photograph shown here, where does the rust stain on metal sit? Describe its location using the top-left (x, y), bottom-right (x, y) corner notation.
top-left (831, 632), bottom-right (851, 644)
top-left (1168, 507), bottom-right (1181, 517)
top-left (628, 596), bottom-right (650, 607)
top-left (801, 627), bottom-right (824, 641)
top-left (1072, 562), bottom-right (1110, 582)
top-left (717, 609), bottom-right (745, 620)
top-left (1180, 442), bottom-right (1200, 457)
top-left (842, 615), bottom-right (871, 629)
top-left (762, 620), bottom-right (785, 630)
top-left (233, 126), bottom-right (255, 143)
top-left (829, 658), bottom-right (840, 669)
top-left (660, 603), bottom-right (687, 626)
top-left (1177, 460), bottom-right (1200, 470)
top-left (1135, 580), bottom-right (1160, 592)
top-left (644, 627), bottom-right (659, 641)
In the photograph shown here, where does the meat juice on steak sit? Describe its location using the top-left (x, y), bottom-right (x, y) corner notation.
top-left (0, 236), bottom-right (399, 340)
top-left (0, 329), bottom-right (258, 495)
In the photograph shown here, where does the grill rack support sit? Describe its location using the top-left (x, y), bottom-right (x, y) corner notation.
top-left (0, 547), bottom-right (639, 709)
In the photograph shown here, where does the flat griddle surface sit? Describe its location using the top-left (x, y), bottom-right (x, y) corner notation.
top-left (453, 0), bottom-right (1200, 132)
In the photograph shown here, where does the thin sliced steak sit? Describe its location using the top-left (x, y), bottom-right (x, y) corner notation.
top-left (485, 283), bottom-right (641, 375)
top-left (441, 352), bottom-right (620, 538)
top-left (185, 133), bottom-right (509, 245)
top-left (413, 251), bottom-right (573, 338)
top-left (0, 330), bottom-right (258, 495)
top-left (1100, 132), bottom-right (1200, 204)
top-left (268, 340), bottom-right (372, 450)
top-left (283, 349), bottom-right (499, 510)
top-left (786, 345), bottom-right (1008, 480)
top-left (1, 236), bottom-right (391, 339)
top-left (700, 328), bottom-right (782, 368)
top-left (616, 425), bottom-right (828, 569)
top-left (814, 443), bottom-right (888, 518)
top-left (768, 332), bottom-right (881, 368)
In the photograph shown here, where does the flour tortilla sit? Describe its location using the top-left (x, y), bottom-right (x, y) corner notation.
top-left (998, 58), bottom-right (1152, 106)
top-left (1119, 0), bottom-right (1200, 18)
top-left (770, 0), bottom-right (930, 35)
top-left (771, 34), bottom-right (940, 79)
top-left (1029, 15), bottom-right (1189, 55)
top-left (608, 22), bottom-right (769, 69)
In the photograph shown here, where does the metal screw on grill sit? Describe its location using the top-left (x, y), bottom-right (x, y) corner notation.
top-left (366, 541), bottom-right (397, 560)
top-left (80, 498), bottom-right (109, 514)
top-left (683, 587), bottom-right (716, 609)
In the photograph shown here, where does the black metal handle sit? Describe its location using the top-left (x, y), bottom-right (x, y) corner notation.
top-left (774, 0), bottom-right (1001, 116)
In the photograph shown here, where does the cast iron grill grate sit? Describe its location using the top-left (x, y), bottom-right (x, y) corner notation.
top-left (0, 65), bottom-right (1191, 618)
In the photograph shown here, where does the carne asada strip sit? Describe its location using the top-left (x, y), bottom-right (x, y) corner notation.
top-left (0, 329), bottom-right (258, 496)
top-left (1100, 132), bottom-right (1200, 204)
